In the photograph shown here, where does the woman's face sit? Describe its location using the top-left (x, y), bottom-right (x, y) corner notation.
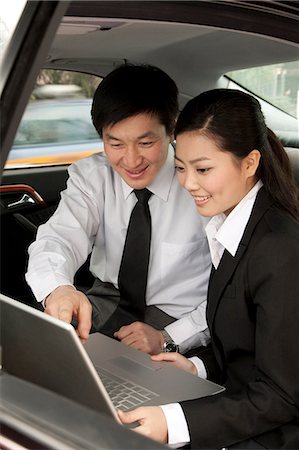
top-left (175, 131), bottom-right (259, 217)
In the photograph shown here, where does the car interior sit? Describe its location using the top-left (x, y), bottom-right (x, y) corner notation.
top-left (1, 1), bottom-right (298, 311)
top-left (0, 1), bottom-right (298, 448)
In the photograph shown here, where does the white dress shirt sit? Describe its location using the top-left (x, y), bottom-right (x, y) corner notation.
top-left (163, 180), bottom-right (263, 447)
top-left (26, 146), bottom-right (211, 351)
top-left (205, 180), bottom-right (263, 269)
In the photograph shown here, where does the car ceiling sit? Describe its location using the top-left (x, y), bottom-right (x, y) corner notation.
top-left (45, 1), bottom-right (299, 102)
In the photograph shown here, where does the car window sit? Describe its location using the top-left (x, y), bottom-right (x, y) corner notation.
top-left (13, 101), bottom-right (99, 146)
top-left (226, 61), bottom-right (299, 119)
top-left (5, 70), bottom-right (103, 169)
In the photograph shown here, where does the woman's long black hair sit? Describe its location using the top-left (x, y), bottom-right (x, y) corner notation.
top-left (175, 89), bottom-right (299, 221)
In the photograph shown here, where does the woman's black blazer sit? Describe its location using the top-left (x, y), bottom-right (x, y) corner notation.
top-left (181, 187), bottom-right (299, 449)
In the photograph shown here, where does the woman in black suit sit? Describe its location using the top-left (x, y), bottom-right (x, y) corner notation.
top-left (119, 89), bottom-right (299, 449)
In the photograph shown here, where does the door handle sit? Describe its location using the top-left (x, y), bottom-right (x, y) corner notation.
top-left (7, 193), bottom-right (36, 208)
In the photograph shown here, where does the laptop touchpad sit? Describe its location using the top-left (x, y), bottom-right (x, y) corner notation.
top-left (109, 355), bottom-right (161, 373)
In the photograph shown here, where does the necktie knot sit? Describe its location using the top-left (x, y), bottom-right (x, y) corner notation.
top-left (134, 188), bottom-right (152, 204)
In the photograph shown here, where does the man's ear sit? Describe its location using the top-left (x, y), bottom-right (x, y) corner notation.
top-left (245, 149), bottom-right (261, 177)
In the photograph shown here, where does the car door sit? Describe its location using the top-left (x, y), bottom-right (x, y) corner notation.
top-left (1, 1), bottom-right (70, 304)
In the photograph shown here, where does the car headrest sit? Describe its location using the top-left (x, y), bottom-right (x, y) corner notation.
top-left (285, 147), bottom-right (299, 186)
top-left (279, 134), bottom-right (299, 149)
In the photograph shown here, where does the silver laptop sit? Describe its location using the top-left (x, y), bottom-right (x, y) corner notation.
top-left (0, 294), bottom-right (224, 421)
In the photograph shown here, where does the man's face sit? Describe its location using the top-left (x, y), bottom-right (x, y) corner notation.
top-left (102, 113), bottom-right (172, 189)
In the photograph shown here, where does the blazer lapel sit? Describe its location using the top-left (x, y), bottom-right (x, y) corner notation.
top-left (207, 244), bottom-right (246, 326)
top-left (207, 187), bottom-right (274, 328)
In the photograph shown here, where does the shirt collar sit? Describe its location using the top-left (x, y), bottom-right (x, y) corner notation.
top-left (206, 180), bottom-right (263, 260)
top-left (121, 144), bottom-right (175, 201)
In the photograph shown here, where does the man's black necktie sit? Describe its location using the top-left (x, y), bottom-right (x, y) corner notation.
top-left (118, 188), bottom-right (152, 319)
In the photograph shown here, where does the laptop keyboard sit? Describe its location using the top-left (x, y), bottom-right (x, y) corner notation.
top-left (95, 366), bottom-right (159, 411)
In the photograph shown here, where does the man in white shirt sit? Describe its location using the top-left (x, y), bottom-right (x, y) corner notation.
top-left (26, 64), bottom-right (211, 355)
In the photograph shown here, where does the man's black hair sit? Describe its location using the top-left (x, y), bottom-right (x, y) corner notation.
top-left (91, 63), bottom-right (178, 137)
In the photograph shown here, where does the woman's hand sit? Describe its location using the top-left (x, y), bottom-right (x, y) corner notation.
top-left (118, 406), bottom-right (168, 443)
top-left (151, 352), bottom-right (198, 376)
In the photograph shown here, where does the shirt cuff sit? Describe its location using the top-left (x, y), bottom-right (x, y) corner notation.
top-left (25, 269), bottom-right (73, 303)
top-left (188, 356), bottom-right (207, 379)
top-left (160, 403), bottom-right (190, 448)
top-left (165, 319), bottom-right (210, 354)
